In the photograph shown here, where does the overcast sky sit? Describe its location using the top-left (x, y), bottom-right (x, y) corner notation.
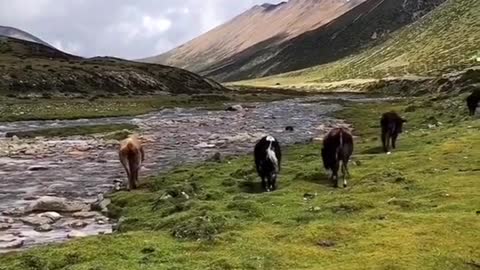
top-left (0, 0), bottom-right (282, 59)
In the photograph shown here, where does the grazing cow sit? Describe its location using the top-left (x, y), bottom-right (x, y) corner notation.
top-left (467, 89), bottom-right (480, 116)
top-left (254, 136), bottom-right (282, 192)
top-left (321, 128), bottom-right (354, 188)
top-left (381, 112), bottom-right (407, 153)
top-left (119, 135), bottom-right (145, 190)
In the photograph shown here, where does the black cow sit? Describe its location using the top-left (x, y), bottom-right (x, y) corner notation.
top-left (467, 89), bottom-right (480, 116)
top-left (254, 136), bottom-right (282, 192)
top-left (381, 112), bottom-right (407, 153)
top-left (321, 128), bottom-right (354, 188)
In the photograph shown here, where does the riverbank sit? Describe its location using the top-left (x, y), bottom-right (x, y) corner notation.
top-left (0, 92), bottom-right (478, 269)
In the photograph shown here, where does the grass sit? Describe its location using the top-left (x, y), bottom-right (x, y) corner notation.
top-left (0, 92), bottom-right (478, 269)
top-left (234, 0), bottom-right (480, 88)
top-left (5, 124), bottom-right (138, 139)
top-left (0, 92), bottom-right (295, 122)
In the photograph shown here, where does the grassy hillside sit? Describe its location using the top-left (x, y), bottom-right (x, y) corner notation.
top-left (236, 0), bottom-right (480, 88)
top-left (1, 91), bottom-right (478, 269)
top-left (0, 37), bottom-right (226, 97)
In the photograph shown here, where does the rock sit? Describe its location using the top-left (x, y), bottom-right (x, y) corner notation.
top-left (0, 223), bottom-right (12, 231)
top-left (303, 193), bottom-right (317, 201)
top-left (27, 165), bottom-right (49, 171)
top-left (0, 238), bottom-right (24, 249)
top-left (29, 196), bottom-right (89, 213)
top-left (67, 231), bottom-right (87, 239)
top-left (91, 197), bottom-right (111, 214)
top-left (226, 105), bottom-right (244, 112)
top-left (95, 216), bottom-right (109, 225)
top-left (38, 212), bottom-right (62, 222)
top-left (194, 142), bottom-right (215, 149)
top-left (72, 211), bottom-right (98, 219)
top-left (20, 216), bottom-right (55, 226)
top-left (317, 240), bottom-right (336, 248)
top-left (0, 217), bottom-right (14, 224)
top-left (2, 207), bottom-right (28, 217)
top-left (35, 224), bottom-right (53, 232)
top-left (67, 220), bottom-right (89, 229)
top-left (207, 152), bottom-right (222, 162)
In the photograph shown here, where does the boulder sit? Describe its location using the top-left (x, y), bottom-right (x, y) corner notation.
top-left (35, 224), bottom-right (53, 232)
top-left (226, 105), bottom-right (244, 112)
top-left (20, 216), bottom-right (55, 226)
top-left (38, 212), bottom-right (62, 222)
top-left (67, 231), bottom-right (87, 239)
top-left (29, 196), bottom-right (89, 213)
top-left (72, 211), bottom-right (98, 219)
top-left (0, 238), bottom-right (24, 249)
top-left (0, 223), bottom-right (12, 231)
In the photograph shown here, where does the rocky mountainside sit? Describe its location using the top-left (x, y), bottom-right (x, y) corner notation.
top-left (0, 26), bottom-right (52, 47)
top-left (0, 37), bottom-right (226, 97)
top-left (143, 0), bottom-right (365, 78)
top-left (144, 0), bottom-right (446, 82)
top-left (246, 0), bottom-right (480, 86)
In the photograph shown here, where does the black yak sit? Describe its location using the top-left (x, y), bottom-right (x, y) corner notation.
top-left (467, 89), bottom-right (480, 116)
top-left (381, 112), bottom-right (407, 153)
top-left (254, 136), bottom-right (282, 192)
top-left (321, 128), bottom-right (354, 188)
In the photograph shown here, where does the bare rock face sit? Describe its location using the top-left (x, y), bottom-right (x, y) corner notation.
top-left (28, 196), bottom-right (90, 213)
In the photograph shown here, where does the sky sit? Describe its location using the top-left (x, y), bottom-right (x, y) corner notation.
top-left (0, 0), bottom-right (283, 59)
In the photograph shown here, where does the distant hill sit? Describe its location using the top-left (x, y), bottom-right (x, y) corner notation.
top-left (0, 26), bottom-right (52, 47)
top-left (0, 37), bottom-right (226, 97)
top-left (142, 0), bottom-right (365, 80)
top-left (241, 0), bottom-right (480, 87)
top-left (143, 0), bottom-right (446, 82)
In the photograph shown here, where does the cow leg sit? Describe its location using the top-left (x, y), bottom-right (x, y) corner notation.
top-left (392, 133), bottom-right (398, 149)
top-left (332, 163), bottom-right (340, 188)
top-left (261, 177), bottom-right (268, 192)
top-left (341, 161), bottom-right (349, 188)
top-left (382, 131), bottom-right (389, 153)
top-left (271, 174), bottom-right (277, 191)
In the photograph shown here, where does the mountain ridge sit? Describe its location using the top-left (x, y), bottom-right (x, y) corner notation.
top-left (0, 25), bottom-right (52, 48)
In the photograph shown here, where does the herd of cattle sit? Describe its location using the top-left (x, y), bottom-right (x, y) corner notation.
top-left (119, 90), bottom-right (479, 192)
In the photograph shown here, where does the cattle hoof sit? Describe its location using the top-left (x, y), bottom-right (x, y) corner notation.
top-left (343, 184), bottom-right (348, 188)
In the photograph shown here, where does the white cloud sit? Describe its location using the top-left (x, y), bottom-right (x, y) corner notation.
top-left (0, 0), bottom-right (284, 59)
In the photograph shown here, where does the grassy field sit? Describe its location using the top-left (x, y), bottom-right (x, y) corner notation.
top-left (234, 0), bottom-right (480, 88)
top-left (5, 124), bottom-right (137, 140)
top-left (0, 92), bottom-right (296, 122)
top-left (0, 92), bottom-right (478, 269)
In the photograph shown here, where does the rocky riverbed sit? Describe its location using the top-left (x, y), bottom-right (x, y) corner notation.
top-left (0, 95), bottom-right (378, 252)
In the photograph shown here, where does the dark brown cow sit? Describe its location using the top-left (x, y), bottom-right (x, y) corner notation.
top-left (467, 89), bottom-right (480, 116)
top-left (381, 112), bottom-right (407, 153)
top-left (321, 128), bottom-right (354, 188)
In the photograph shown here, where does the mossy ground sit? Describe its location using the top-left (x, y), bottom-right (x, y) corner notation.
top-left (0, 92), bottom-right (295, 122)
top-left (5, 124), bottom-right (138, 139)
top-left (0, 94), bottom-right (479, 270)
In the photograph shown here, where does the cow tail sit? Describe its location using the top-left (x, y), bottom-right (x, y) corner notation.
top-left (266, 137), bottom-right (279, 173)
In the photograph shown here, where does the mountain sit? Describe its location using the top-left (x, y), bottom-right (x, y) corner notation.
top-left (143, 0), bottom-right (365, 79)
top-left (144, 0), bottom-right (446, 82)
top-left (242, 0), bottom-right (480, 87)
top-left (0, 37), bottom-right (226, 97)
top-left (0, 26), bottom-right (52, 47)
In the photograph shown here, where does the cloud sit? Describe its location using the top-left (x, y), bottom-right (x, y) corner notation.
top-left (0, 0), bottom-right (283, 59)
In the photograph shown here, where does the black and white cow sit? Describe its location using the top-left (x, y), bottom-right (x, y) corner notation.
top-left (321, 128), bottom-right (354, 188)
top-left (254, 136), bottom-right (282, 192)
top-left (381, 112), bottom-right (407, 153)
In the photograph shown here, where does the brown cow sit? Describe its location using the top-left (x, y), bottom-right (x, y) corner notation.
top-left (321, 128), bottom-right (354, 188)
top-left (119, 135), bottom-right (145, 190)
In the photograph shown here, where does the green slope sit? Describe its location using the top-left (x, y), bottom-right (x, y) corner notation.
top-left (237, 0), bottom-right (480, 87)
